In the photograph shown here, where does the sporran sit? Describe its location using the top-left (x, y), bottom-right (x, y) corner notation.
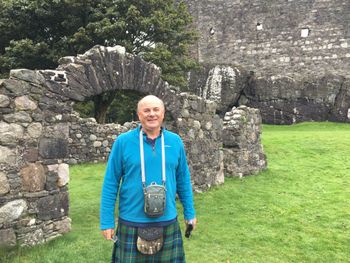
top-left (136, 227), bottom-right (164, 255)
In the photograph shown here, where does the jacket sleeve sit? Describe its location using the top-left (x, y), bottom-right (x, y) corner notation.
top-left (176, 138), bottom-right (196, 220)
top-left (100, 137), bottom-right (123, 230)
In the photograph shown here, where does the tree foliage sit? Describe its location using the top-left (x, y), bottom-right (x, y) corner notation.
top-left (0, 0), bottom-right (198, 123)
top-left (74, 90), bottom-right (144, 124)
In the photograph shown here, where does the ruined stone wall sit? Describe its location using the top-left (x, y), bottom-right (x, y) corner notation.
top-left (67, 116), bottom-right (138, 164)
top-left (67, 97), bottom-right (225, 191)
top-left (0, 71), bottom-right (72, 247)
top-left (223, 106), bottom-right (267, 177)
top-left (247, 74), bottom-right (350, 124)
top-left (0, 45), bottom-right (266, 247)
top-left (188, 65), bottom-right (350, 124)
top-left (0, 46), bottom-right (223, 247)
top-left (174, 93), bottom-right (224, 191)
top-left (185, 0), bottom-right (350, 78)
top-left (68, 97), bottom-right (265, 188)
top-left (67, 96), bottom-right (266, 190)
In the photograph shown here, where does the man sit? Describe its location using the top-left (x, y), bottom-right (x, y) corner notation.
top-left (100, 95), bottom-right (197, 262)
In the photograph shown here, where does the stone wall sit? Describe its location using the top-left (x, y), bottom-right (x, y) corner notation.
top-left (223, 106), bottom-right (266, 177)
top-left (0, 75), bottom-right (72, 247)
top-left (188, 65), bottom-right (350, 124)
top-left (184, 0), bottom-right (350, 78)
top-left (188, 64), bottom-right (251, 115)
top-left (246, 74), bottom-right (350, 124)
top-left (173, 93), bottom-right (224, 191)
top-left (67, 97), bottom-right (224, 191)
top-left (67, 98), bottom-right (265, 189)
top-left (67, 115), bottom-right (138, 164)
top-left (0, 45), bottom-right (266, 247)
top-left (67, 96), bottom-right (266, 190)
top-left (67, 94), bottom-right (225, 191)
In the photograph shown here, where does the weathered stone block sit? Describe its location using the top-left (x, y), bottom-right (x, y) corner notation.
top-left (0, 199), bottom-right (27, 225)
top-left (0, 122), bottom-right (24, 144)
top-left (47, 164), bottom-right (59, 172)
top-left (0, 94), bottom-right (10, 107)
top-left (0, 172), bottom-right (10, 195)
top-left (0, 146), bottom-right (17, 165)
top-left (44, 123), bottom-right (69, 138)
top-left (23, 191), bottom-right (49, 198)
top-left (54, 217), bottom-right (71, 234)
top-left (0, 228), bottom-right (16, 247)
top-left (27, 122), bottom-right (43, 138)
top-left (3, 111), bottom-right (32, 123)
top-left (10, 69), bottom-right (45, 85)
top-left (15, 96), bottom-right (37, 111)
top-left (216, 150), bottom-right (225, 185)
top-left (39, 138), bottom-right (68, 159)
top-left (46, 171), bottom-right (58, 191)
top-left (23, 148), bottom-right (39, 162)
top-left (37, 192), bottom-right (69, 220)
top-left (93, 141), bottom-right (102, 147)
top-left (1, 79), bottom-right (31, 95)
top-left (57, 164), bottom-right (69, 187)
top-left (205, 121), bottom-right (212, 130)
top-left (32, 112), bottom-right (43, 122)
top-left (193, 120), bottom-right (201, 130)
top-left (20, 163), bottom-right (46, 192)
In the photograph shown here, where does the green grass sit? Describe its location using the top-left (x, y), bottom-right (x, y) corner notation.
top-left (1, 122), bottom-right (350, 262)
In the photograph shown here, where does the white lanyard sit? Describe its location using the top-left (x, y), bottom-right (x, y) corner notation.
top-left (139, 128), bottom-right (166, 187)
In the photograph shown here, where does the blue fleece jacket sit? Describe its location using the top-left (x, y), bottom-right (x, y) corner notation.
top-left (100, 126), bottom-right (196, 230)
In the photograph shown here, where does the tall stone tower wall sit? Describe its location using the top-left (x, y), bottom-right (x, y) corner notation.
top-left (185, 0), bottom-right (350, 78)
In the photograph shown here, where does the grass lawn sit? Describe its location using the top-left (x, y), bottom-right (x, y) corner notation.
top-left (1, 122), bottom-right (350, 262)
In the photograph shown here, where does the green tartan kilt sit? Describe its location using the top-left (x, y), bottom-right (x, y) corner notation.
top-left (112, 220), bottom-right (185, 263)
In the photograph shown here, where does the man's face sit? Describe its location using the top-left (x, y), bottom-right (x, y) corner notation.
top-left (137, 99), bottom-right (165, 132)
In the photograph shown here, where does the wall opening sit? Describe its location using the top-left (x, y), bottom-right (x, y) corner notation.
top-left (209, 27), bottom-right (215, 35)
top-left (301, 27), bottom-right (310, 38)
top-left (73, 90), bottom-right (145, 125)
top-left (256, 23), bottom-right (263, 31)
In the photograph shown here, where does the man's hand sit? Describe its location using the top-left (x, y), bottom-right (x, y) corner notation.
top-left (185, 218), bottom-right (197, 230)
top-left (101, 228), bottom-right (114, 240)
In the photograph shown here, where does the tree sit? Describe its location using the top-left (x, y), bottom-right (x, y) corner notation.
top-left (0, 39), bottom-right (54, 71)
top-left (0, 0), bottom-right (198, 123)
top-left (74, 90), bottom-right (143, 124)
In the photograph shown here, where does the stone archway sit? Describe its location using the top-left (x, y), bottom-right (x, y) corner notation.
top-left (41, 45), bottom-right (225, 189)
top-left (0, 45), bottom-right (226, 246)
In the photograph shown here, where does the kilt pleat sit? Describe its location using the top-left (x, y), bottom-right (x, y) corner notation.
top-left (113, 221), bottom-right (185, 263)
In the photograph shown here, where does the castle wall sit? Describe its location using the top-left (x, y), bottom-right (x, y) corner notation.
top-left (185, 0), bottom-right (350, 77)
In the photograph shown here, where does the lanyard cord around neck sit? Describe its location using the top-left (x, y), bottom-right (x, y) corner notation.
top-left (139, 128), bottom-right (166, 188)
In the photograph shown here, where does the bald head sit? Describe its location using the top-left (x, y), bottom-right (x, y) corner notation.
top-left (137, 95), bottom-right (165, 113)
top-left (137, 95), bottom-right (165, 136)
